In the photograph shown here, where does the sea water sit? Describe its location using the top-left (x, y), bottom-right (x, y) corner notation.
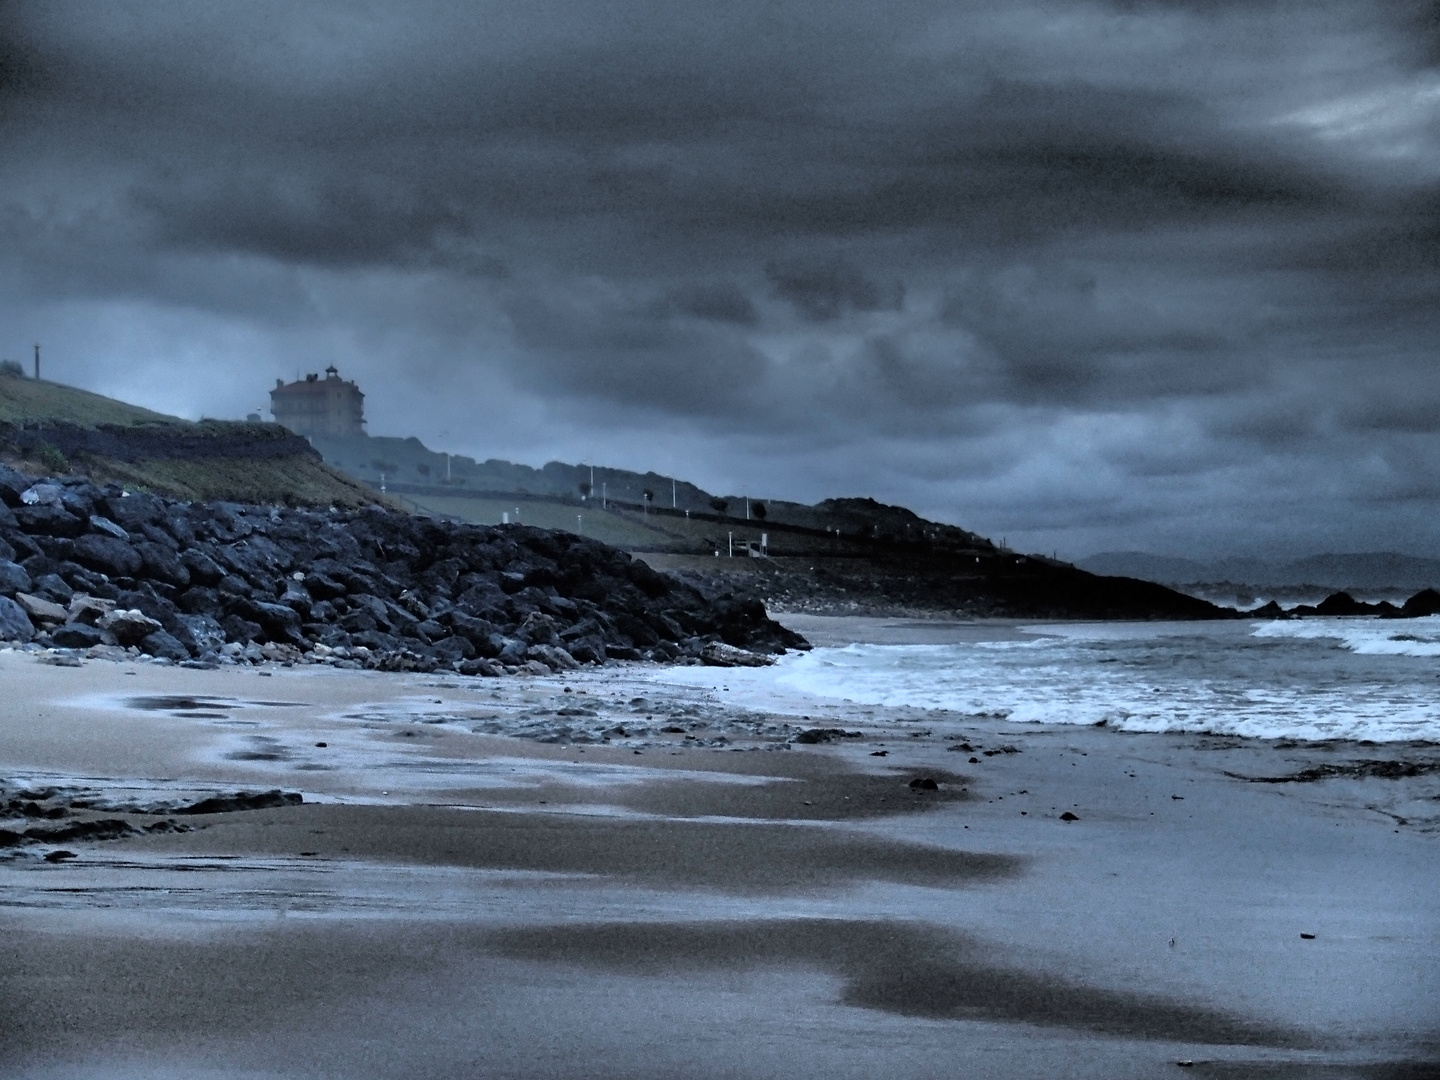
top-left (665, 618), bottom-right (1440, 743)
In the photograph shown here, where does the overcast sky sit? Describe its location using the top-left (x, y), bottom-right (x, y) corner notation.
top-left (3, 0), bottom-right (1440, 558)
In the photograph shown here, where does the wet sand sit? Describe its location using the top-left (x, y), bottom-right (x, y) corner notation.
top-left (1, 626), bottom-right (1437, 1079)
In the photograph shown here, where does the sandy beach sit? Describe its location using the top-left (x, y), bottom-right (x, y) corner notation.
top-left (1, 616), bottom-right (1437, 1079)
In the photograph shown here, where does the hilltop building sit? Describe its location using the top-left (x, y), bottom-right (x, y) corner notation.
top-left (270, 365), bottom-right (365, 437)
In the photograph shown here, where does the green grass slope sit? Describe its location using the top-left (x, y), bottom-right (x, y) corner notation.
top-left (0, 372), bottom-right (178, 427)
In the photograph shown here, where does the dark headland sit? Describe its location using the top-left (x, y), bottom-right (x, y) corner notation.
top-left (0, 376), bottom-right (1251, 670)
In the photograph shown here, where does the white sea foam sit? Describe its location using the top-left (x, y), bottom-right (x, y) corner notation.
top-left (1252, 615), bottom-right (1440, 657)
top-left (658, 620), bottom-right (1440, 743)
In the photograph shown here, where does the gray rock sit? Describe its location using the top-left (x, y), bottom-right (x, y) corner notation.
top-left (567, 636), bottom-right (607, 665)
top-left (249, 601), bottom-right (306, 646)
top-left (279, 584), bottom-right (313, 617)
top-left (528, 644), bottom-right (580, 670)
top-left (32, 573), bottom-right (74, 603)
top-left (134, 541), bottom-right (190, 588)
top-left (88, 515), bottom-right (130, 540)
top-left (216, 575), bottom-right (252, 598)
top-left (0, 465), bottom-right (26, 506)
top-left (14, 504), bottom-right (85, 537)
top-left (517, 611), bottom-right (561, 647)
top-left (100, 609), bottom-right (164, 646)
top-left (175, 614), bottom-right (225, 654)
top-left (429, 634), bottom-right (476, 663)
top-left (51, 623), bottom-right (110, 649)
top-left (72, 534), bottom-right (143, 578)
top-left (0, 560), bottom-right (32, 597)
top-left (179, 548), bottom-right (225, 585)
top-left (15, 592), bottom-right (68, 624)
top-left (67, 594), bottom-right (114, 625)
top-left (700, 641), bottom-right (773, 668)
top-left (0, 596), bottom-right (35, 641)
top-left (496, 637), bottom-right (529, 665)
top-left (351, 629), bottom-right (400, 652)
top-left (221, 614), bottom-right (263, 643)
top-left (21, 483), bottom-right (64, 506)
top-left (97, 492), bottom-right (166, 531)
top-left (303, 571), bottom-right (347, 600)
top-left (457, 657), bottom-right (503, 677)
top-left (140, 630), bottom-right (190, 662)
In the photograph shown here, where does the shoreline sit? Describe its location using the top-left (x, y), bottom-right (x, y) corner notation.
top-left (1, 619), bottom-right (1436, 1078)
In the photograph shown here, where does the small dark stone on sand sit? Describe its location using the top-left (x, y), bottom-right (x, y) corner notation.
top-left (1060, 811), bottom-right (1080, 821)
top-left (315, 741), bottom-right (327, 747)
top-left (870, 750), bottom-right (888, 756)
top-left (44, 849), bottom-right (76, 862)
top-left (792, 727), bottom-right (862, 744)
top-left (1300, 933), bottom-right (1316, 939)
top-left (174, 790), bottom-right (303, 815)
top-left (969, 756), bottom-right (980, 763)
top-left (908, 777), bottom-right (939, 791)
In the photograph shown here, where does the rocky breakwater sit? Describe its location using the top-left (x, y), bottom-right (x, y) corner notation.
top-left (0, 467), bottom-right (806, 673)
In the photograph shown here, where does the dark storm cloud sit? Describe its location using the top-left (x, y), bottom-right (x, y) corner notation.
top-left (765, 258), bottom-right (903, 322)
top-left (654, 282), bottom-right (758, 326)
top-left (5, 0), bottom-right (1440, 556)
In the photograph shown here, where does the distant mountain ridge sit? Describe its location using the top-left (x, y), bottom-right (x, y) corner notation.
top-left (1080, 551), bottom-right (1440, 591)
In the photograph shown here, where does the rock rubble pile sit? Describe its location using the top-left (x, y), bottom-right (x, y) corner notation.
top-left (0, 467), bottom-right (806, 672)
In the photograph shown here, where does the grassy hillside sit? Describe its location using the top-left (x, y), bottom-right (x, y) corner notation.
top-left (0, 372), bottom-right (386, 507)
top-left (0, 372), bottom-right (179, 427)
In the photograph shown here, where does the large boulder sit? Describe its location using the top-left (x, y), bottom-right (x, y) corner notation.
top-left (31, 573), bottom-right (74, 604)
top-left (72, 534), bottom-right (143, 578)
top-left (134, 541), bottom-right (191, 588)
top-left (87, 515), bottom-right (130, 540)
top-left (51, 623), bottom-right (111, 649)
top-left (15, 592), bottom-right (67, 625)
top-left (0, 560), bottom-right (31, 597)
top-left (114, 589), bottom-right (180, 633)
top-left (528, 644), bottom-right (579, 670)
top-left (247, 601), bottom-right (306, 646)
top-left (428, 634), bottom-right (475, 663)
top-left (180, 549), bottom-right (225, 586)
top-left (0, 596), bottom-right (34, 641)
top-left (100, 608), bottom-right (164, 647)
top-left (566, 636), bottom-right (607, 665)
top-left (140, 630), bottom-right (190, 662)
top-left (20, 482), bottom-right (65, 507)
top-left (67, 594), bottom-right (114, 625)
top-left (302, 571), bottom-right (347, 600)
top-left (0, 465), bottom-right (28, 506)
top-left (516, 611), bottom-right (561, 647)
top-left (174, 614), bottom-right (225, 655)
top-left (96, 492), bottom-right (167, 531)
top-left (13, 504), bottom-right (85, 537)
top-left (700, 641), bottom-right (773, 668)
top-left (221, 613), bottom-right (263, 643)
